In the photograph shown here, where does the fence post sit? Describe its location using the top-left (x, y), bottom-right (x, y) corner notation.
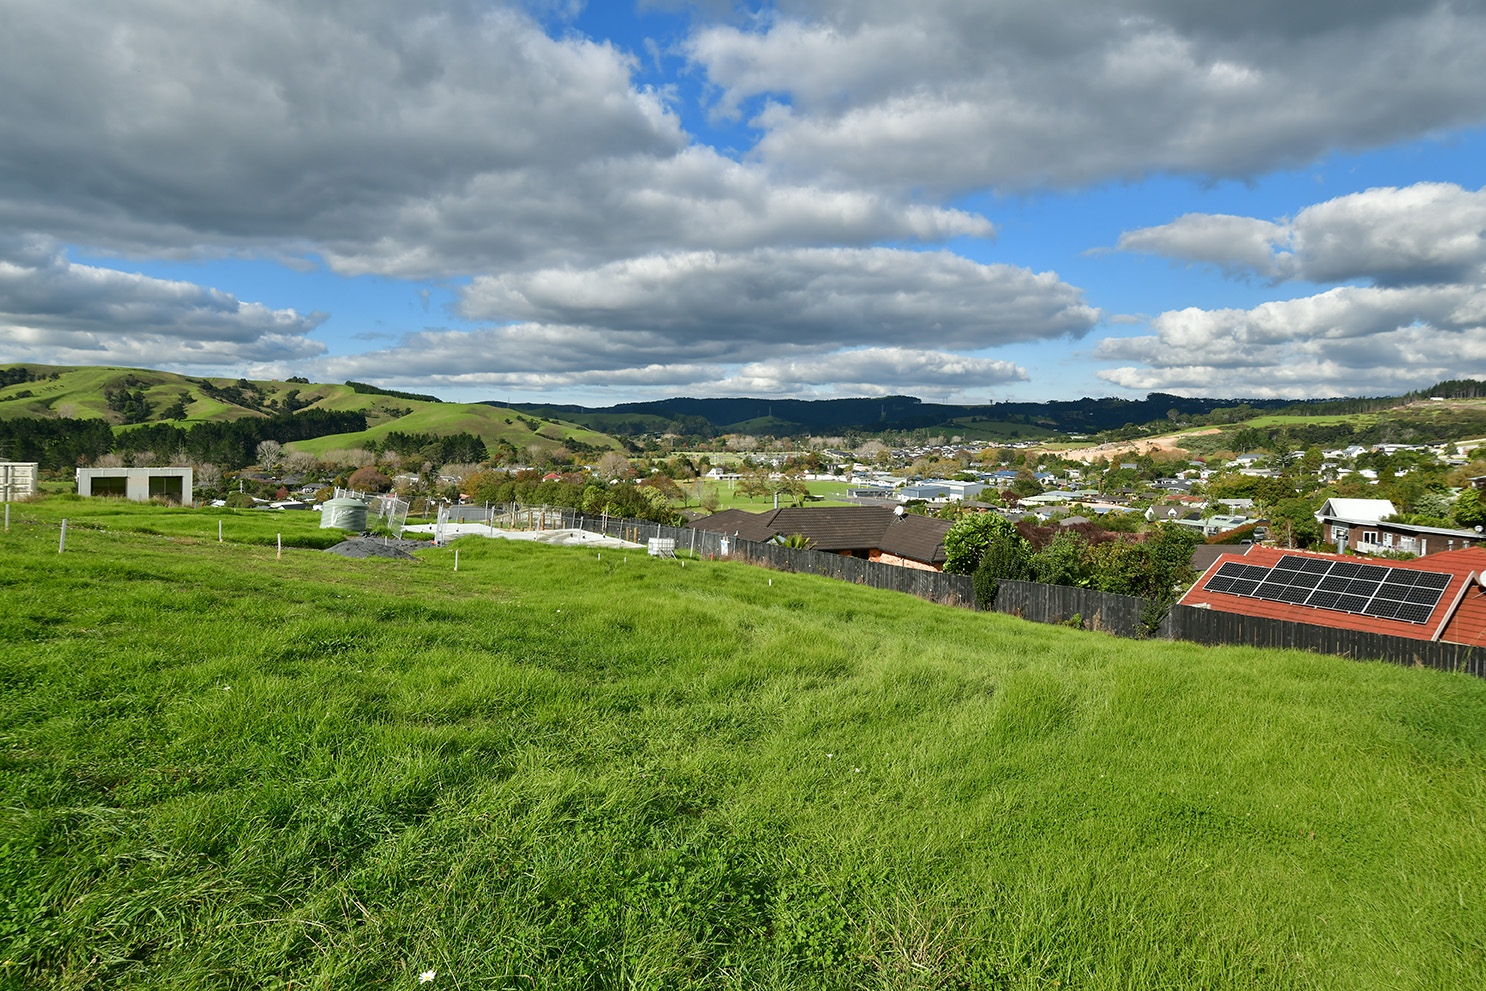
top-left (59, 518), bottom-right (66, 553)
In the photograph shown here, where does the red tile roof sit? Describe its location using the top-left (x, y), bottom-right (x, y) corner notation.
top-left (1179, 545), bottom-right (1486, 645)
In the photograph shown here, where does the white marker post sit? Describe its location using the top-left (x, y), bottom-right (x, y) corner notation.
top-left (59, 518), bottom-right (67, 553)
top-left (277, 533), bottom-right (282, 559)
top-left (218, 520), bottom-right (223, 542)
top-left (454, 549), bottom-right (459, 572)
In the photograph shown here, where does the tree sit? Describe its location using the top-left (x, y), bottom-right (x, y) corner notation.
top-left (1454, 487), bottom-right (1486, 530)
top-left (596, 451), bottom-right (631, 481)
top-left (774, 469), bottom-right (810, 506)
top-left (347, 466), bottom-right (392, 492)
top-left (1028, 530), bottom-right (1091, 587)
top-left (737, 469), bottom-right (772, 500)
top-left (944, 512), bottom-right (1026, 575)
top-left (255, 439), bottom-right (284, 469)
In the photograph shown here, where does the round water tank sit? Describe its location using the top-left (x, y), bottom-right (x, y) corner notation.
top-left (320, 497), bottom-right (368, 531)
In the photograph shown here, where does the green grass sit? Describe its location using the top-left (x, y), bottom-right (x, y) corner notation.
top-left (709, 479), bottom-right (858, 511)
top-left (2, 497), bottom-right (1485, 988)
top-left (14, 495), bottom-right (357, 550)
top-left (286, 403), bottom-right (618, 457)
top-left (0, 363), bottom-right (619, 453)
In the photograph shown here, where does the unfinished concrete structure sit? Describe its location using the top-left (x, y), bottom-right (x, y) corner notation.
top-left (76, 467), bottom-right (193, 504)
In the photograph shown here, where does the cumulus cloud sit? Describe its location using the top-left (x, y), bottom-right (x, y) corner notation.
top-left (0, 237), bottom-right (325, 369)
top-left (686, 1), bottom-right (1486, 191)
top-left (1095, 284), bottom-right (1486, 397)
top-left (459, 247), bottom-right (1098, 352)
top-left (309, 335), bottom-right (1022, 401)
top-left (1117, 183), bottom-right (1486, 285)
top-left (722, 348), bottom-right (1026, 397)
top-left (0, 1), bottom-right (989, 278)
top-left (1116, 215), bottom-right (1296, 280)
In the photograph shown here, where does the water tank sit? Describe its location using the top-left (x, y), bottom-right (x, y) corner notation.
top-left (320, 497), bottom-right (368, 531)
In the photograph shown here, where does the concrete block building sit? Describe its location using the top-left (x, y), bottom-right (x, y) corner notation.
top-left (76, 467), bottom-right (193, 504)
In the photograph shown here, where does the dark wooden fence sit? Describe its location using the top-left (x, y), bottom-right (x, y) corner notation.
top-left (988, 580), bottom-right (1158, 639)
top-left (1168, 605), bottom-right (1486, 676)
top-left (484, 504), bottom-right (1486, 678)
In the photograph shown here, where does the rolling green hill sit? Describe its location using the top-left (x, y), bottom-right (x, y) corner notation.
top-left (0, 363), bottom-right (620, 455)
top-left (3, 496), bottom-right (1484, 988)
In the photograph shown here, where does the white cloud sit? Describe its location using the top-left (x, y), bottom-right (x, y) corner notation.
top-left (686, 1), bottom-right (1486, 191)
top-left (1095, 284), bottom-right (1486, 397)
top-left (459, 247), bottom-right (1098, 353)
top-left (1117, 183), bottom-right (1486, 285)
top-left (723, 348), bottom-right (1026, 397)
top-left (1116, 215), bottom-right (1295, 279)
top-left (0, 1), bottom-right (989, 278)
top-left (0, 237), bottom-right (325, 369)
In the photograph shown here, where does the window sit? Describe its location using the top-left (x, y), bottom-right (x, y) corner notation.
top-left (1363, 530), bottom-right (1378, 544)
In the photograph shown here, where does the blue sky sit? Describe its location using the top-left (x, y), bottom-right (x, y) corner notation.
top-left (3, 1), bottom-right (1485, 407)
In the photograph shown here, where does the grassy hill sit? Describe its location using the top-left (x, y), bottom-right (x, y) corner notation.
top-left (0, 363), bottom-right (620, 456)
top-left (3, 496), bottom-right (1484, 988)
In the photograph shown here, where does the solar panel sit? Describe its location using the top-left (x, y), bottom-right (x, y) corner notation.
top-left (1197, 555), bottom-right (1456, 625)
top-left (1395, 604), bottom-right (1434, 624)
top-left (1362, 600), bottom-right (1401, 621)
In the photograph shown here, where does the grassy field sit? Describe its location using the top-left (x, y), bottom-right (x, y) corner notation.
top-left (2, 497), bottom-right (1485, 989)
top-left (285, 404), bottom-right (617, 459)
top-left (707, 479), bottom-right (858, 511)
top-left (0, 363), bottom-right (619, 455)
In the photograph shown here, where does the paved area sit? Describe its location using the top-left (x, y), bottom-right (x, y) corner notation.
top-left (401, 522), bottom-right (643, 549)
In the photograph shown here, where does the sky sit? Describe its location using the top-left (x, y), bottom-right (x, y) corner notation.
top-left (2, 1), bottom-right (1486, 407)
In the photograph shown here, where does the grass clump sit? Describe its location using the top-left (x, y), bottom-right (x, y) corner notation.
top-left (1, 497), bottom-right (1485, 988)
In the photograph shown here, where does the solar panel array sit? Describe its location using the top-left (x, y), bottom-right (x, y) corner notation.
top-left (1201, 554), bottom-right (1453, 625)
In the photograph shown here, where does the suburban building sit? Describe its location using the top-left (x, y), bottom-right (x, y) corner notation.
top-left (1181, 545), bottom-right (1486, 646)
top-left (76, 466), bottom-right (193, 504)
top-left (689, 506), bottom-right (953, 571)
top-left (1313, 497), bottom-right (1479, 555)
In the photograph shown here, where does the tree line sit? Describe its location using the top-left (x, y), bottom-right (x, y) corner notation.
top-left (0, 409), bottom-right (367, 471)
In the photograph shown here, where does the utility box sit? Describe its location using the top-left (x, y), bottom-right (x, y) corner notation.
top-left (0, 462), bottom-right (39, 500)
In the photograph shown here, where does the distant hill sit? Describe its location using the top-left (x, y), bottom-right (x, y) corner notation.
top-left (0, 363), bottom-right (620, 455)
top-left (502, 393), bottom-right (1307, 439)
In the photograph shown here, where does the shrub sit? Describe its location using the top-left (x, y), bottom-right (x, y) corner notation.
top-left (944, 511), bottom-right (1025, 574)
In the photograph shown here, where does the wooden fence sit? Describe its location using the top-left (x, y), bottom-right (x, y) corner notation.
top-left (485, 504), bottom-right (1486, 678)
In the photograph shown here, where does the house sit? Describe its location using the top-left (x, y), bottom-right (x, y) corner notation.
top-left (1180, 545), bottom-right (1486, 646)
top-left (1315, 498), bottom-right (1396, 522)
top-left (1314, 497), bottom-right (1478, 555)
top-left (689, 506), bottom-right (953, 571)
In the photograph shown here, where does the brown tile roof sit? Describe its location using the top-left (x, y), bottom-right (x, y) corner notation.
top-left (686, 506), bottom-right (950, 564)
top-left (766, 506), bottom-right (894, 551)
top-left (877, 513), bottom-right (952, 564)
top-left (686, 508), bottom-right (782, 543)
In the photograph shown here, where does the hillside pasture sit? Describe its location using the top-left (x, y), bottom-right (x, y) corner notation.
top-left (1, 497), bottom-right (1484, 988)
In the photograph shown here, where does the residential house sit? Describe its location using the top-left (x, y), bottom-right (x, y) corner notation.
top-left (1181, 545), bottom-right (1486, 647)
top-left (1314, 497), bottom-right (1480, 555)
top-left (689, 506), bottom-right (953, 571)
